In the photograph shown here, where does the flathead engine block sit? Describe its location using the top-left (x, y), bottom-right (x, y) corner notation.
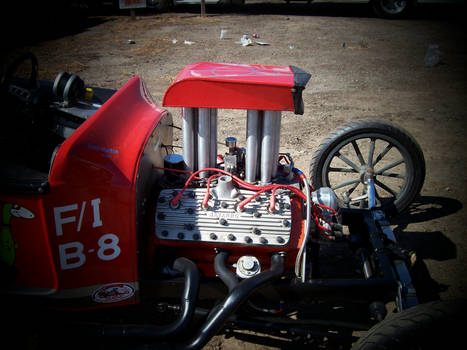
top-left (155, 180), bottom-right (293, 247)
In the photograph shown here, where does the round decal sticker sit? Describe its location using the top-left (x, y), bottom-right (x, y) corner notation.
top-left (92, 283), bottom-right (135, 304)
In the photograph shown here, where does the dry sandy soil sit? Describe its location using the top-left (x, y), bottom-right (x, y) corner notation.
top-left (2, 2), bottom-right (466, 349)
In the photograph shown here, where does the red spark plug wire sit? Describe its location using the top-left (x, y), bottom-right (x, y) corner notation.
top-left (237, 186), bottom-right (272, 211)
top-left (202, 174), bottom-right (223, 209)
top-left (269, 186), bottom-right (278, 212)
top-left (311, 202), bottom-right (338, 237)
top-left (171, 168), bottom-right (306, 207)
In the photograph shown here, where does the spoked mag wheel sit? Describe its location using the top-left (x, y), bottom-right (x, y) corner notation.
top-left (310, 121), bottom-right (425, 215)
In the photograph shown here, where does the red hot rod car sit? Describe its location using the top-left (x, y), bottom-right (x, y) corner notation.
top-left (1, 53), bottom-right (464, 350)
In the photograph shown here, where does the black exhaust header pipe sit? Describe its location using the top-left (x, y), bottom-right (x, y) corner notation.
top-left (57, 254), bottom-right (283, 350)
top-left (74, 257), bottom-right (199, 339)
top-left (214, 250), bottom-right (238, 292)
top-left (173, 253), bottom-right (285, 350)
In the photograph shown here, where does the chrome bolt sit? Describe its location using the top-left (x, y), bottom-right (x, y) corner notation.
top-left (241, 258), bottom-right (255, 271)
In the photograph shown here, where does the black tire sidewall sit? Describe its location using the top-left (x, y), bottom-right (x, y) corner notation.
top-left (352, 300), bottom-right (467, 350)
top-left (310, 121), bottom-right (425, 215)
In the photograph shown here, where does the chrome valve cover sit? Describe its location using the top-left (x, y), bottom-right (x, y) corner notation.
top-left (155, 187), bottom-right (292, 246)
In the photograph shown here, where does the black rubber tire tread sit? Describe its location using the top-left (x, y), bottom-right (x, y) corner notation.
top-left (309, 120), bottom-right (425, 215)
top-left (352, 300), bottom-right (467, 350)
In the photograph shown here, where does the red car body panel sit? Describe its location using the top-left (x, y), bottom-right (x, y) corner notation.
top-left (1, 195), bottom-right (58, 293)
top-left (162, 62), bottom-right (298, 112)
top-left (2, 76), bottom-right (166, 304)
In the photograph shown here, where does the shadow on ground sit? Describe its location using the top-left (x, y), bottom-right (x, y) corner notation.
top-left (392, 196), bottom-right (462, 302)
top-left (0, 4), bottom-right (108, 50)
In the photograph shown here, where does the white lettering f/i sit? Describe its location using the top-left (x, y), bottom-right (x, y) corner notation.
top-left (54, 198), bottom-right (103, 235)
top-left (54, 204), bottom-right (78, 236)
top-left (91, 198), bottom-right (103, 228)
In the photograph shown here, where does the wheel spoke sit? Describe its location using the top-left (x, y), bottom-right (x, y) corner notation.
top-left (351, 140), bottom-right (365, 165)
top-left (375, 159), bottom-right (405, 174)
top-left (379, 171), bottom-right (405, 179)
top-left (373, 144), bottom-right (393, 166)
top-left (374, 179), bottom-right (398, 197)
top-left (347, 181), bottom-right (360, 196)
top-left (336, 152), bottom-right (360, 172)
top-left (331, 178), bottom-right (360, 190)
top-left (367, 138), bottom-right (375, 167)
top-left (328, 167), bottom-right (359, 173)
top-left (341, 181), bottom-right (361, 204)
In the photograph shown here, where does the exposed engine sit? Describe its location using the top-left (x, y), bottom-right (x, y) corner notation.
top-left (154, 107), bottom-right (339, 279)
top-left (155, 183), bottom-right (293, 246)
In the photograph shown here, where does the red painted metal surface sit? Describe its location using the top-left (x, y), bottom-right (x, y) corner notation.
top-left (45, 76), bottom-right (165, 295)
top-left (1, 76), bottom-right (166, 305)
top-left (1, 196), bottom-right (58, 293)
top-left (162, 62), bottom-right (297, 112)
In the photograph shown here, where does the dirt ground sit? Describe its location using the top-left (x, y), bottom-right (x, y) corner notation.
top-left (2, 1), bottom-right (467, 349)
